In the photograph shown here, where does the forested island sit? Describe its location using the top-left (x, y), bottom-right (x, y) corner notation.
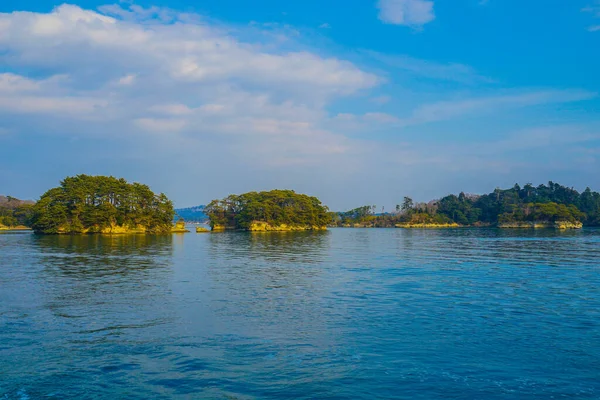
top-left (0, 196), bottom-right (34, 230)
top-left (205, 190), bottom-right (330, 231)
top-left (30, 175), bottom-right (175, 234)
top-left (333, 182), bottom-right (599, 229)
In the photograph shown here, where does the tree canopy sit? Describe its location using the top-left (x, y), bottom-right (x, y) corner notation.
top-left (0, 196), bottom-right (34, 228)
top-left (333, 182), bottom-right (600, 227)
top-left (205, 190), bottom-right (330, 230)
top-left (30, 175), bottom-right (175, 234)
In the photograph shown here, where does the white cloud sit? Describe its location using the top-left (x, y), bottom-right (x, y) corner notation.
top-left (0, 4), bottom-right (377, 95)
top-left (363, 112), bottom-right (401, 123)
top-left (134, 118), bottom-right (187, 132)
top-left (117, 74), bottom-right (136, 85)
top-left (377, 0), bottom-right (435, 27)
top-left (0, 95), bottom-right (108, 115)
top-left (0, 73), bottom-right (40, 92)
top-left (0, 4), bottom-right (381, 163)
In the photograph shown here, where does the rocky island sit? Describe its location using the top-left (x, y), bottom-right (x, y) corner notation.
top-left (30, 175), bottom-right (175, 234)
top-left (205, 190), bottom-right (329, 231)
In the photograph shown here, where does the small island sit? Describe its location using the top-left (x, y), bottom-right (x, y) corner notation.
top-left (205, 190), bottom-right (329, 231)
top-left (30, 175), bottom-right (175, 234)
top-left (171, 219), bottom-right (190, 233)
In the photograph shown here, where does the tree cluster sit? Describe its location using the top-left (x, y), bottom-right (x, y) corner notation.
top-left (335, 182), bottom-right (600, 227)
top-left (205, 190), bottom-right (330, 230)
top-left (0, 196), bottom-right (34, 227)
top-left (30, 175), bottom-right (175, 234)
top-left (435, 182), bottom-right (598, 225)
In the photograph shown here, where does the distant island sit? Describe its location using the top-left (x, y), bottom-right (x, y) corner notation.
top-left (30, 175), bottom-right (175, 234)
top-left (333, 182), bottom-right (599, 229)
top-left (0, 196), bottom-right (34, 231)
top-left (205, 190), bottom-right (329, 231)
top-left (174, 205), bottom-right (208, 223)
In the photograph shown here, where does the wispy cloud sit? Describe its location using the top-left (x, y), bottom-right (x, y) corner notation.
top-left (377, 0), bottom-right (435, 27)
top-left (332, 90), bottom-right (597, 129)
top-left (405, 90), bottom-right (596, 125)
top-left (366, 51), bottom-right (491, 84)
top-left (583, 1), bottom-right (600, 31)
top-left (370, 95), bottom-right (392, 104)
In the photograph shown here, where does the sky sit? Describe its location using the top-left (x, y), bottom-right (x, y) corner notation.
top-left (1, 0), bottom-right (599, 210)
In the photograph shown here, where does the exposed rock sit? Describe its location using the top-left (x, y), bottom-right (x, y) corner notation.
top-left (171, 220), bottom-right (189, 233)
top-left (498, 221), bottom-right (583, 229)
top-left (554, 221), bottom-right (583, 229)
top-left (248, 222), bottom-right (327, 231)
top-left (55, 224), bottom-right (149, 234)
top-left (395, 223), bottom-right (460, 228)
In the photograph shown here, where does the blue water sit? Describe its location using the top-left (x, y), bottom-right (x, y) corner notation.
top-left (1, 228), bottom-right (599, 399)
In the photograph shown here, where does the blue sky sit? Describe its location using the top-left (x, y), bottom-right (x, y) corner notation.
top-left (1, 0), bottom-right (599, 210)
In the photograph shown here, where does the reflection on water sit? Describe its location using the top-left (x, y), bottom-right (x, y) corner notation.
top-left (208, 230), bottom-right (330, 263)
top-left (1, 229), bottom-right (600, 399)
top-left (0, 234), bottom-right (177, 400)
top-left (35, 234), bottom-right (174, 277)
top-left (202, 232), bottom-right (333, 346)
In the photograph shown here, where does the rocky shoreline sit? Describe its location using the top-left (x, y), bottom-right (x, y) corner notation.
top-left (498, 221), bottom-right (583, 229)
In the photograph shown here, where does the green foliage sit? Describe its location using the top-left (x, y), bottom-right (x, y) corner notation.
top-left (437, 182), bottom-right (597, 226)
top-left (338, 206), bottom-right (374, 225)
top-left (401, 197), bottom-right (414, 213)
top-left (30, 175), bottom-right (174, 234)
top-left (499, 203), bottom-right (585, 223)
top-left (336, 181), bottom-right (600, 228)
top-left (205, 190), bottom-right (330, 230)
top-left (0, 197), bottom-right (34, 227)
top-left (403, 212), bottom-right (454, 225)
top-left (437, 193), bottom-right (482, 225)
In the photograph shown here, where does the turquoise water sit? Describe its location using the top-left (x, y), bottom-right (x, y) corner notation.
top-left (1, 228), bottom-right (599, 399)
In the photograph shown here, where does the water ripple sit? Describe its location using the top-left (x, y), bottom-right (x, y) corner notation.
top-left (1, 229), bottom-right (599, 398)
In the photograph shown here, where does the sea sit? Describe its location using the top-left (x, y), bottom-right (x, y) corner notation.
top-left (1, 228), bottom-right (599, 399)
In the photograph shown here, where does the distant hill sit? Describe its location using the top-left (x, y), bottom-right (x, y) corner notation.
top-left (175, 205), bottom-right (208, 223)
top-left (0, 195), bottom-right (35, 228)
top-left (0, 196), bottom-right (35, 208)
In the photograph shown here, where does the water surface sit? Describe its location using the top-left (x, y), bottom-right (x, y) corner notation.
top-left (1, 229), bottom-right (599, 399)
